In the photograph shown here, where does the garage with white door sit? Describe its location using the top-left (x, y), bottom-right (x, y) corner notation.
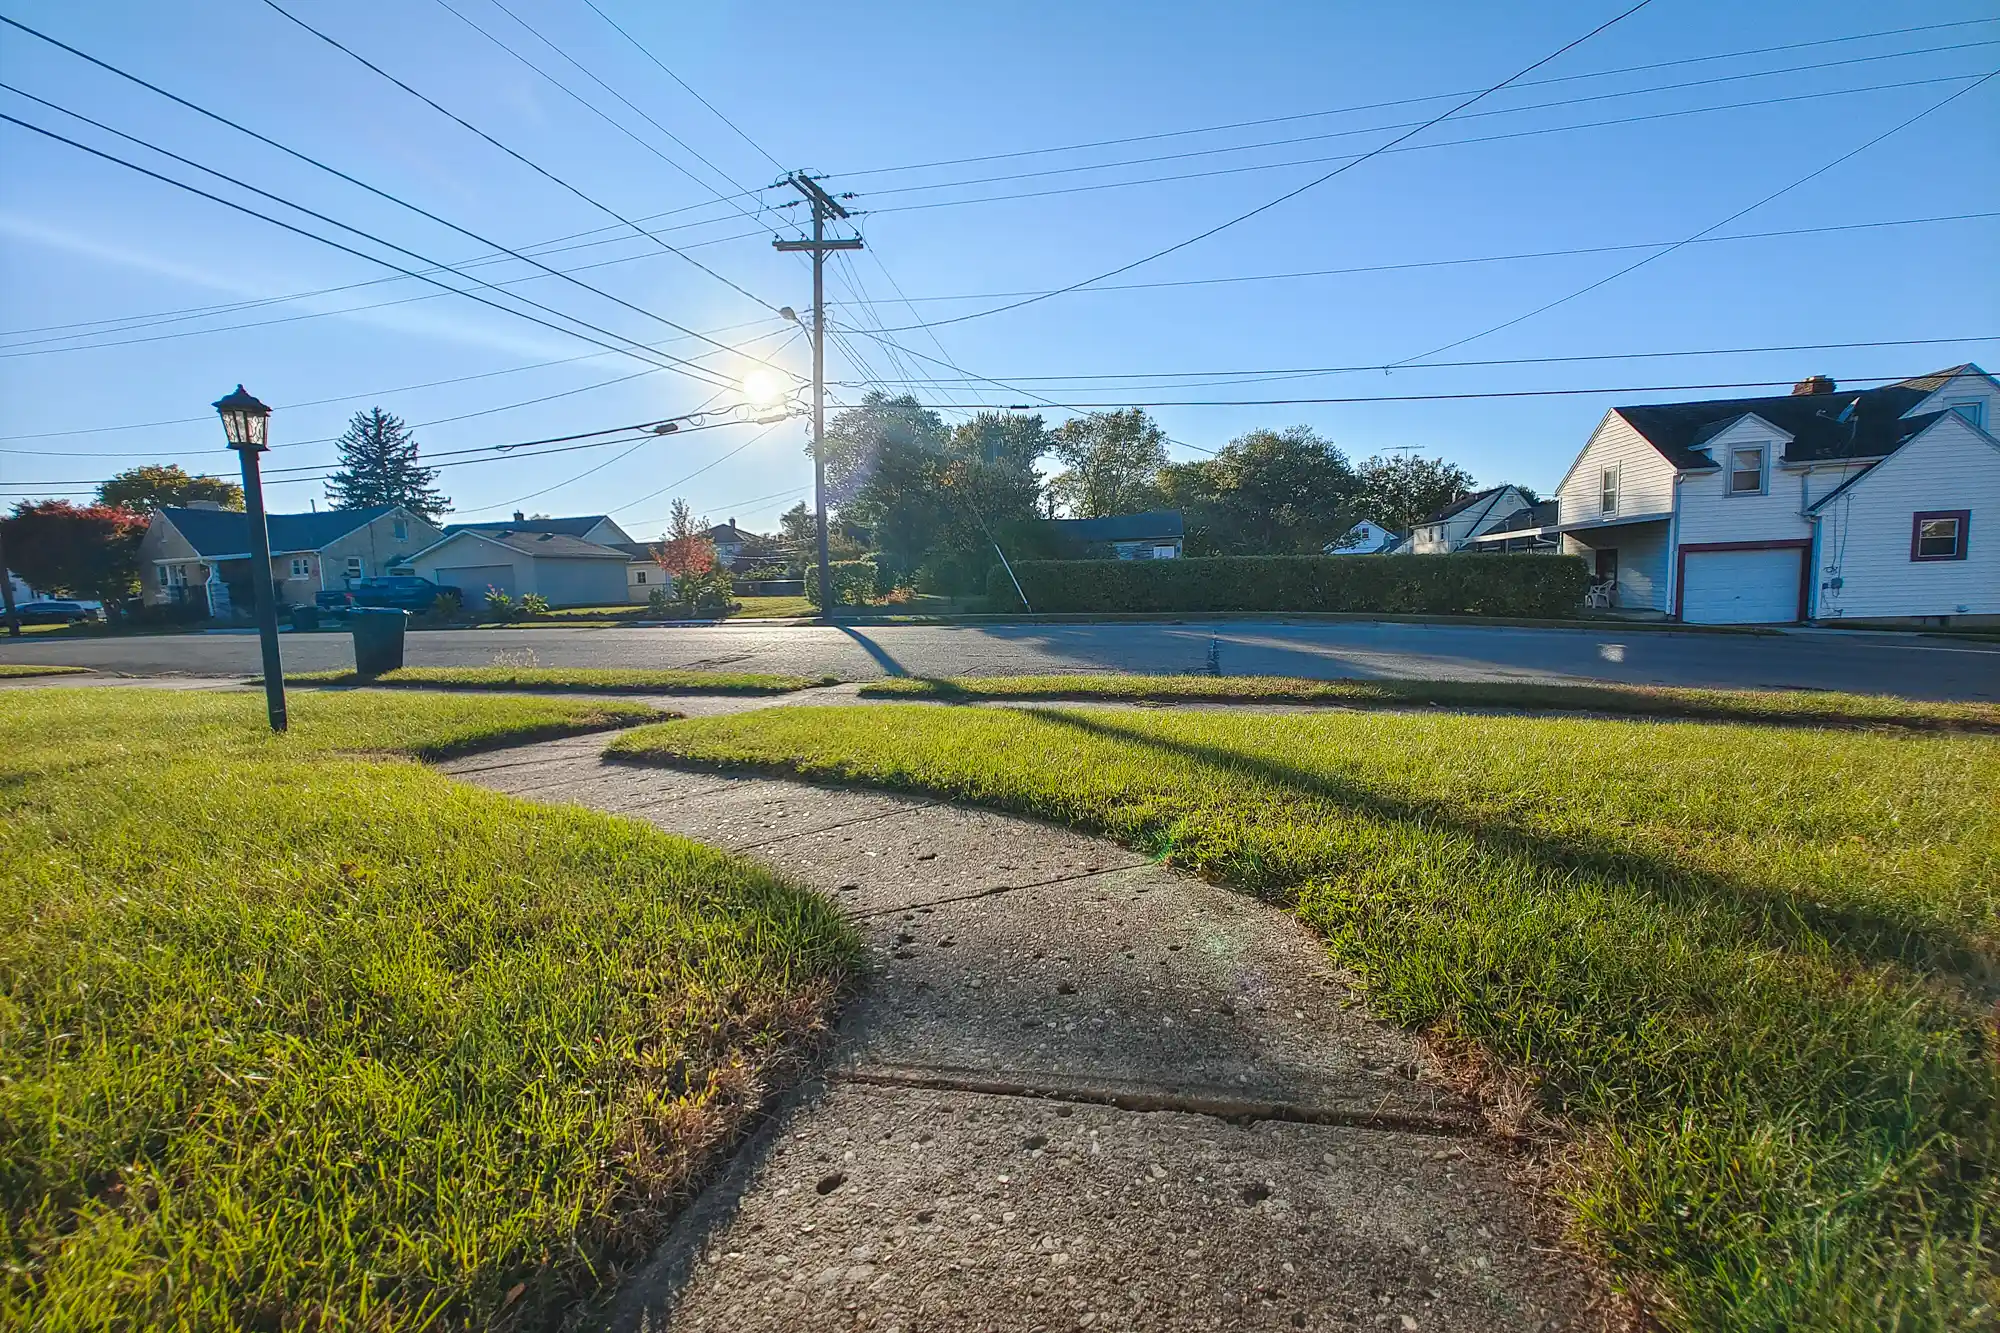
top-left (1676, 544), bottom-right (1806, 624)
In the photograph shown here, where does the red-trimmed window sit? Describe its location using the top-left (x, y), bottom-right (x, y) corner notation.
top-left (1911, 510), bottom-right (1970, 561)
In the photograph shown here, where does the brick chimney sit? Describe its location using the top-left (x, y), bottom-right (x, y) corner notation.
top-left (512, 510), bottom-right (526, 522)
top-left (1792, 375), bottom-right (1836, 396)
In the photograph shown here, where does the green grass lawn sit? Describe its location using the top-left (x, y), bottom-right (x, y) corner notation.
top-left (857, 673), bottom-right (2000, 732)
top-left (1, 689), bottom-right (858, 1328)
top-left (726, 595), bottom-right (817, 619)
top-left (0, 663), bottom-right (90, 677)
top-left (284, 665), bottom-right (836, 694)
top-left (610, 704), bottom-right (2000, 1331)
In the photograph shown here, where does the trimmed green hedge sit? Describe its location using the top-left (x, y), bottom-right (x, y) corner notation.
top-left (988, 553), bottom-right (1589, 616)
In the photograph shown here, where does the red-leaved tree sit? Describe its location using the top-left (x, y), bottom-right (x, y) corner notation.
top-left (2, 501), bottom-right (149, 614)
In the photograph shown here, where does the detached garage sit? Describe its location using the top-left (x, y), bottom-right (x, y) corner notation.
top-left (1676, 542), bottom-right (1809, 624)
top-left (404, 529), bottom-right (629, 608)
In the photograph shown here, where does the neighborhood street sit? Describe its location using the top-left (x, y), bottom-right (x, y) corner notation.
top-left (5, 619), bottom-right (1995, 700)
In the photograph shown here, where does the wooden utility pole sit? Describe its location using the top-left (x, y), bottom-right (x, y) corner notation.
top-left (773, 174), bottom-right (862, 620)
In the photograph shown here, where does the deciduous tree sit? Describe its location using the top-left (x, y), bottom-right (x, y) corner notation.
top-left (1047, 408), bottom-right (1167, 518)
top-left (1, 501), bottom-right (148, 612)
top-left (325, 407), bottom-right (449, 520)
top-left (1355, 453), bottom-right (1477, 531)
top-left (1158, 426), bottom-right (1359, 554)
top-left (95, 464), bottom-right (241, 514)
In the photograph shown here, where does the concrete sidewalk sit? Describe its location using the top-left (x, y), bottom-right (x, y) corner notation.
top-left (442, 735), bottom-right (1606, 1332)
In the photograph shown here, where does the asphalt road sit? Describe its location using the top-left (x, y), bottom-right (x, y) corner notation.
top-left (4, 620), bottom-right (1995, 700)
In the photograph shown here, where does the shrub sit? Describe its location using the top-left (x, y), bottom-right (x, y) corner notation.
top-left (803, 559), bottom-right (879, 608)
top-left (431, 587), bottom-right (463, 616)
top-left (646, 586), bottom-right (672, 613)
top-left (987, 553), bottom-right (1589, 617)
top-left (482, 587), bottom-right (520, 621)
top-left (519, 592), bottom-right (551, 616)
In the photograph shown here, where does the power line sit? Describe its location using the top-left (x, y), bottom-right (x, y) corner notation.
top-left (0, 14), bottom-right (786, 376)
top-left (0, 316), bottom-right (788, 448)
top-left (813, 211), bottom-right (1998, 309)
top-left (0, 86), bottom-right (761, 395)
top-left (844, 0), bottom-right (1656, 333)
top-left (0, 110), bottom-right (758, 397)
top-left (596, 419), bottom-right (793, 520)
top-left (577, 0), bottom-right (788, 174)
top-left (857, 72), bottom-right (1983, 227)
top-left (428, 0), bottom-right (770, 230)
top-left (852, 39), bottom-right (2000, 203)
top-left (827, 335), bottom-right (2000, 389)
top-left (1395, 68), bottom-right (2000, 365)
top-left (835, 17), bottom-right (1999, 181)
top-left (256, 0), bottom-right (791, 324)
top-left (0, 222), bottom-right (779, 360)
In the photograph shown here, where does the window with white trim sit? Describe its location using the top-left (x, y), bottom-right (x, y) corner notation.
top-left (634, 570), bottom-right (648, 584)
top-left (1912, 511), bottom-right (1969, 561)
top-left (1946, 398), bottom-right (1987, 430)
top-left (1599, 465), bottom-right (1619, 517)
top-left (1728, 446), bottom-right (1767, 496)
top-left (393, 519), bottom-right (409, 541)
top-left (290, 557), bottom-right (311, 577)
top-left (157, 565), bottom-right (170, 589)
top-left (345, 557), bottom-right (364, 580)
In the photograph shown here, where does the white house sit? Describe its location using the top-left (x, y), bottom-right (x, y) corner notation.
top-left (1400, 486), bottom-right (1536, 554)
top-left (1523, 365), bottom-right (1998, 624)
top-left (1326, 519), bottom-right (1400, 554)
top-left (445, 513), bottom-right (665, 603)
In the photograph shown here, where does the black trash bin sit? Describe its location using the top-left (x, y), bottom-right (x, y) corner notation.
top-left (290, 605), bottom-right (320, 632)
top-left (349, 608), bottom-right (409, 677)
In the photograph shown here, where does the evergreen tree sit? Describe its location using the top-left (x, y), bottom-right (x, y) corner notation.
top-left (325, 408), bottom-right (449, 519)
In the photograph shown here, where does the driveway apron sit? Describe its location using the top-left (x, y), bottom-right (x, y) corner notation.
top-left (439, 736), bottom-right (1603, 1332)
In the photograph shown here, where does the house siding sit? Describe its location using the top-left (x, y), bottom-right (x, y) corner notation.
top-left (1811, 415), bottom-right (2000, 621)
top-left (1556, 413), bottom-right (1674, 526)
top-left (1411, 486), bottom-right (1530, 553)
top-left (1675, 418), bottom-right (1813, 546)
top-left (137, 515), bottom-right (207, 604)
top-left (407, 535), bottom-right (626, 607)
top-left (533, 558), bottom-right (627, 607)
top-left (1906, 369), bottom-right (1999, 434)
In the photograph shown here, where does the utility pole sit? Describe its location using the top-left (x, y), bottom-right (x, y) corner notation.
top-left (773, 173), bottom-right (862, 621)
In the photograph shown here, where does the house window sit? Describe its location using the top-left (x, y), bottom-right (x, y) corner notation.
top-left (1911, 510), bottom-right (1970, 561)
top-left (289, 557), bottom-right (311, 577)
top-left (1728, 446), bottom-right (1766, 496)
top-left (157, 565), bottom-right (170, 589)
top-left (1946, 398), bottom-right (1986, 430)
top-left (345, 557), bottom-right (364, 580)
top-left (393, 519), bottom-right (409, 542)
top-left (634, 570), bottom-right (648, 584)
top-left (1599, 466), bottom-right (1619, 517)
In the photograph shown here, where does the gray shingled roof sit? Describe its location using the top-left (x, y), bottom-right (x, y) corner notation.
top-left (1047, 510), bottom-right (1185, 544)
top-left (1612, 366), bottom-right (1986, 468)
top-left (438, 530), bottom-right (629, 560)
top-left (445, 515), bottom-right (611, 538)
top-left (158, 505), bottom-right (396, 557)
top-left (1418, 486), bottom-right (1513, 525)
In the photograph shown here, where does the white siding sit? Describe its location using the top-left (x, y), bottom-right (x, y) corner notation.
top-left (581, 517), bottom-right (633, 546)
top-left (1903, 368), bottom-right (1999, 435)
top-left (1560, 521), bottom-right (1671, 611)
top-left (1811, 414), bottom-right (2000, 620)
top-left (1675, 418), bottom-right (1812, 546)
top-left (1555, 413), bottom-right (1674, 525)
top-left (1411, 486), bottom-right (1531, 553)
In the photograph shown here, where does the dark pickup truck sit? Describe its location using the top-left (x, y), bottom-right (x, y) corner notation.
top-left (315, 576), bottom-right (458, 612)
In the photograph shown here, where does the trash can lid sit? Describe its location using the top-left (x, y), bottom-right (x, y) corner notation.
top-left (347, 607), bottom-right (410, 617)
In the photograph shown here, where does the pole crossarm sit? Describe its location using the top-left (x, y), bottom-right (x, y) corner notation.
top-left (773, 238), bottom-right (864, 252)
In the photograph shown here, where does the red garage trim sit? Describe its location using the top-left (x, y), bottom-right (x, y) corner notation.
top-left (1674, 539), bottom-right (1811, 623)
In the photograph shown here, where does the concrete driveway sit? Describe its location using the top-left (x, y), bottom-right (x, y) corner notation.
top-left (2, 620), bottom-right (1994, 700)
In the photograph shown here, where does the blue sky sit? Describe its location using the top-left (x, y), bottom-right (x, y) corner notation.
top-left (2, 0), bottom-right (1996, 535)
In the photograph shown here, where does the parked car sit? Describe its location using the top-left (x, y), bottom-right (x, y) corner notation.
top-left (316, 576), bottom-right (458, 612)
top-left (12, 599), bottom-right (101, 624)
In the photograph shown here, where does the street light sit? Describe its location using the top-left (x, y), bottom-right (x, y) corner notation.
top-left (215, 385), bottom-right (286, 733)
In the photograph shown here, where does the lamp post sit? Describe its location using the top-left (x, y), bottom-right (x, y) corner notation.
top-left (215, 385), bottom-right (286, 732)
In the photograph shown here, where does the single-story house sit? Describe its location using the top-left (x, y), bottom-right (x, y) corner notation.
top-left (138, 502), bottom-right (443, 615)
top-left (1047, 510), bottom-right (1184, 560)
top-left (1326, 519), bottom-right (1401, 554)
top-left (1535, 365), bottom-right (1997, 624)
top-left (1398, 486), bottom-right (1536, 554)
top-left (608, 542), bottom-right (671, 603)
top-left (402, 528), bottom-right (633, 607)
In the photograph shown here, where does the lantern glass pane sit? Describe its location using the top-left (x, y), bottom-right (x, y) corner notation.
top-left (246, 411), bottom-right (268, 447)
top-left (218, 410), bottom-right (246, 446)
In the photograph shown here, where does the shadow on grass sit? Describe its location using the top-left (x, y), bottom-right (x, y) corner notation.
top-left (1020, 708), bottom-right (1994, 989)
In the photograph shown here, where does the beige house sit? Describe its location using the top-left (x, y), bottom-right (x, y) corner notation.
top-left (138, 502), bottom-right (443, 614)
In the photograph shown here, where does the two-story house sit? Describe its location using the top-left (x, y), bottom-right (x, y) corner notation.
top-left (1527, 365), bottom-right (1997, 624)
top-left (138, 502), bottom-right (443, 615)
top-left (1397, 486), bottom-right (1537, 554)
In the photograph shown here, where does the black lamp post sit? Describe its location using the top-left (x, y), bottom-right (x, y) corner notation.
top-left (215, 385), bottom-right (286, 732)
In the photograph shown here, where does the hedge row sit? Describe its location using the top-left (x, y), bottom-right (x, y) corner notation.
top-left (988, 553), bottom-right (1590, 616)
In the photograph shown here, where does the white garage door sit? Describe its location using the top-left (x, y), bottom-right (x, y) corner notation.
top-left (435, 565), bottom-right (515, 600)
top-left (1680, 548), bottom-right (1802, 624)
